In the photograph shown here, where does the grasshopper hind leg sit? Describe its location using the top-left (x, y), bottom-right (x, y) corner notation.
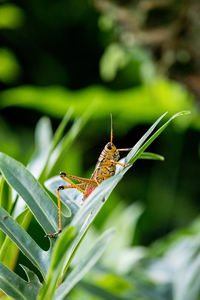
top-left (45, 183), bottom-right (87, 238)
top-left (45, 172), bottom-right (97, 238)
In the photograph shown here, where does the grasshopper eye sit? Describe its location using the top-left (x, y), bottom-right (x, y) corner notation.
top-left (107, 143), bottom-right (112, 150)
top-left (106, 142), bottom-right (115, 151)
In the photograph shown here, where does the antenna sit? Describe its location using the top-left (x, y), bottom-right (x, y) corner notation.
top-left (110, 113), bottom-right (113, 143)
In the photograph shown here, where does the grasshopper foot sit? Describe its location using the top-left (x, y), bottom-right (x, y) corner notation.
top-left (45, 230), bottom-right (62, 238)
top-left (125, 163), bottom-right (131, 167)
top-left (60, 172), bottom-right (66, 177)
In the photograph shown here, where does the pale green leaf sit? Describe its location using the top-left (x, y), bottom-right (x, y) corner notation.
top-left (139, 152), bottom-right (164, 161)
top-left (37, 225), bottom-right (75, 300)
top-left (53, 228), bottom-right (114, 300)
top-left (0, 207), bottom-right (48, 277)
top-left (0, 263), bottom-right (41, 300)
top-left (0, 152), bottom-right (68, 235)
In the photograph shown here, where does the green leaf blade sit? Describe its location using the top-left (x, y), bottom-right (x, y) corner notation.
top-left (54, 228), bottom-right (115, 300)
top-left (0, 263), bottom-right (27, 300)
top-left (38, 225), bottom-right (75, 300)
top-left (0, 207), bottom-right (48, 276)
top-left (125, 111), bottom-right (168, 165)
top-left (139, 152), bottom-right (164, 161)
top-left (0, 208), bottom-right (31, 270)
top-left (47, 104), bottom-right (95, 177)
top-left (0, 263), bottom-right (41, 300)
top-left (27, 116), bottom-right (53, 179)
top-left (45, 176), bottom-right (81, 217)
top-left (129, 111), bottom-right (190, 165)
top-left (0, 152), bottom-right (67, 235)
top-left (49, 107), bottom-right (73, 153)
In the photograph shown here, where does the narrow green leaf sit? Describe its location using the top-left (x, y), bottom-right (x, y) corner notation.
top-left (0, 208), bottom-right (33, 272)
top-left (0, 262), bottom-right (41, 300)
top-left (38, 225), bottom-right (75, 300)
top-left (102, 203), bottom-right (145, 273)
top-left (49, 111), bottom-right (189, 280)
top-left (0, 177), bottom-right (12, 245)
top-left (50, 226), bottom-right (75, 272)
top-left (53, 229), bottom-right (114, 300)
top-left (60, 172), bottom-right (125, 277)
top-left (0, 207), bottom-right (48, 277)
top-left (174, 253), bottom-right (200, 300)
top-left (152, 232), bottom-right (200, 300)
top-left (0, 176), bottom-right (12, 212)
top-left (79, 281), bottom-right (130, 300)
top-left (45, 176), bottom-right (81, 217)
top-left (125, 112), bottom-right (167, 165)
top-left (139, 152), bottom-right (164, 161)
top-left (46, 104), bottom-right (95, 177)
top-left (39, 108), bottom-right (73, 182)
top-left (65, 137), bottom-right (155, 274)
top-left (129, 111), bottom-right (190, 165)
top-left (49, 107), bottom-right (73, 154)
top-left (0, 262), bottom-right (28, 300)
top-left (20, 265), bottom-right (42, 299)
top-left (0, 152), bottom-right (68, 235)
top-left (27, 117), bottom-right (53, 179)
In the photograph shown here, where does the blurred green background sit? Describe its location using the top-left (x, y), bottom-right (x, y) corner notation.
top-left (0, 0), bottom-right (200, 297)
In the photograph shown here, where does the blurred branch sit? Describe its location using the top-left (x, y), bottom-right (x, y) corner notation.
top-left (94, 0), bottom-right (200, 98)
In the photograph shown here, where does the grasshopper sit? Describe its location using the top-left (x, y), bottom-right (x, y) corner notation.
top-left (46, 115), bottom-right (131, 238)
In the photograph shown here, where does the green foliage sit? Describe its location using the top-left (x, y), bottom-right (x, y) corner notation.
top-left (0, 48), bottom-right (21, 84)
top-left (0, 4), bottom-right (24, 29)
top-left (0, 263), bottom-right (41, 300)
top-left (0, 79), bottom-right (196, 127)
top-left (0, 111), bottom-right (192, 299)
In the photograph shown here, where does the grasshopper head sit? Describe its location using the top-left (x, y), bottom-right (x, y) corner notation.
top-left (105, 142), bottom-right (117, 153)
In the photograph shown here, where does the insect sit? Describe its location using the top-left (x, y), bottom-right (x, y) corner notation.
top-left (46, 115), bottom-right (131, 238)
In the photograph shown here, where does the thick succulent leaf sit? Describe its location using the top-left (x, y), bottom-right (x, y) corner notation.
top-left (139, 152), bottom-right (164, 161)
top-left (0, 152), bottom-right (68, 235)
top-left (0, 207), bottom-right (48, 277)
top-left (37, 225), bottom-right (75, 300)
top-left (53, 228), bottom-right (114, 300)
top-left (45, 176), bottom-right (81, 217)
top-left (0, 263), bottom-right (41, 300)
